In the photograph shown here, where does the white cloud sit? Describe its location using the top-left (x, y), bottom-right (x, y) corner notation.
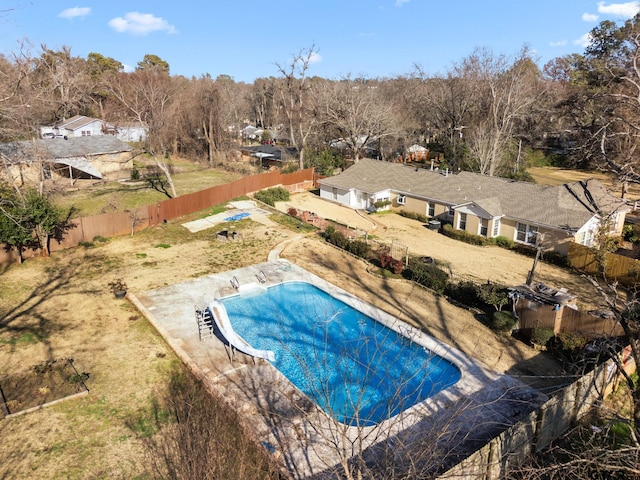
top-left (574, 32), bottom-right (593, 48)
top-left (395, 0), bottom-right (411, 6)
top-left (549, 40), bottom-right (568, 47)
top-left (597, 1), bottom-right (640, 18)
top-left (108, 12), bottom-right (177, 35)
top-left (309, 52), bottom-right (322, 64)
top-left (582, 12), bottom-right (599, 21)
top-left (59, 7), bottom-right (91, 19)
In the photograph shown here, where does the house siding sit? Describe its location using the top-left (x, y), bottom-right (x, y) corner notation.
top-left (320, 185), bottom-right (355, 207)
top-left (57, 120), bottom-right (104, 138)
top-left (90, 152), bottom-right (134, 179)
top-left (395, 195), bottom-right (450, 219)
top-left (400, 195), bottom-right (426, 215)
top-left (466, 215), bottom-right (481, 235)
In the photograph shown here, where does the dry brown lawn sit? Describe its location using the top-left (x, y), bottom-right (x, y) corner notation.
top-left (0, 168), bottom-right (615, 479)
top-left (0, 215), bottom-right (292, 479)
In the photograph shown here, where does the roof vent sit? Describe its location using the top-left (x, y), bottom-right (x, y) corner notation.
top-left (477, 185), bottom-right (481, 189)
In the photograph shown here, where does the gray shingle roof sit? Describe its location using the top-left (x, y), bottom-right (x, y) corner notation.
top-left (319, 158), bottom-right (627, 231)
top-left (0, 136), bottom-right (132, 163)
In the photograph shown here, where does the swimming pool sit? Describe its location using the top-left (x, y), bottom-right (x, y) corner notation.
top-left (221, 281), bottom-right (461, 426)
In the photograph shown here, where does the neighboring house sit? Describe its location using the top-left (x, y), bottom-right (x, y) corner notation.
top-left (115, 121), bottom-right (147, 142)
top-left (40, 115), bottom-right (107, 138)
top-left (40, 115), bottom-right (147, 142)
top-left (0, 136), bottom-right (133, 184)
top-left (318, 158), bottom-right (629, 255)
top-left (405, 144), bottom-right (429, 162)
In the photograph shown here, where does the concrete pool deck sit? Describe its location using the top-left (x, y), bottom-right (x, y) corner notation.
top-left (131, 259), bottom-right (548, 479)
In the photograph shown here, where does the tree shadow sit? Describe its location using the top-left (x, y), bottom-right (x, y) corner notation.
top-left (0, 258), bottom-right (86, 361)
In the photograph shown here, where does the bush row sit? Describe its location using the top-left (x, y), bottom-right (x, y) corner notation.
top-left (322, 229), bottom-right (518, 333)
top-left (398, 210), bottom-right (430, 224)
top-left (323, 226), bottom-right (372, 259)
top-left (253, 186), bottom-right (290, 206)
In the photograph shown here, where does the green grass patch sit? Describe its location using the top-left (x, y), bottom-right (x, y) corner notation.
top-left (154, 244), bottom-right (171, 249)
top-left (51, 166), bottom-right (242, 217)
top-left (270, 213), bottom-right (317, 232)
top-left (0, 331), bottom-right (47, 346)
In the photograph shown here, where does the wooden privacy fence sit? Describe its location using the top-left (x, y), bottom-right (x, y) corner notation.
top-left (0, 168), bottom-right (314, 263)
top-left (438, 353), bottom-right (635, 479)
top-left (568, 241), bottom-right (640, 285)
top-left (515, 300), bottom-right (625, 338)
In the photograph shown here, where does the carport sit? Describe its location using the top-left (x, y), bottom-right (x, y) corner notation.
top-left (52, 156), bottom-right (103, 184)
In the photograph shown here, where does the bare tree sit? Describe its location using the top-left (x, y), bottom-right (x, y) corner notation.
top-left (274, 45), bottom-right (320, 169)
top-left (320, 76), bottom-right (398, 162)
top-left (455, 47), bottom-right (545, 176)
top-left (134, 368), bottom-right (281, 480)
top-left (248, 77), bottom-right (278, 130)
top-left (108, 67), bottom-right (178, 197)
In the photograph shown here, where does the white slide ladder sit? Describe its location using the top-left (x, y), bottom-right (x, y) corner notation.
top-left (208, 300), bottom-right (275, 362)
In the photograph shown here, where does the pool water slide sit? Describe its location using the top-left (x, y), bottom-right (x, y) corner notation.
top-left (207, 299), bottom-right (275, 362)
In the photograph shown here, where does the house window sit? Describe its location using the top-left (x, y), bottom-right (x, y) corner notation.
top-left (81, 130), bottom-right (91, 136)
top-left (458, 212), bottom-right (467, 231)
top-left (448, 205), bottom-right (455, 217)
top-left (492, 218), bottom-right (501, 237)
top-left (427, 202), bottom-right (435, 217)
top-left (479, 218), bottom-right (488, 237)
top-left (397, 194), bottom-right (406, 205)
top-left (516, 223), bottom-right (538, 245)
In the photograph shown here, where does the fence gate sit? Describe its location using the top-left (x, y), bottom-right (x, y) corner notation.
top-left (390, 240), bottom-right (409, 265)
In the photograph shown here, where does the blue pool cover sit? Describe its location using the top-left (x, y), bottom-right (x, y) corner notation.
top-left (224, 211), bottom-right (251, 222)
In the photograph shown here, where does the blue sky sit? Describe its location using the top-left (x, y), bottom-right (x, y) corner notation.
top-left (1, 1), bottom-right (639, 83)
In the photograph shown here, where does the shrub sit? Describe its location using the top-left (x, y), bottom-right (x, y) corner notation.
top-left (404, 258), bottom-right (449, 294)
top-left (512, 242), bottom-right (537, 257)
top-left (254, 186), bottom-right (290, 206)
top-left (373, 199), bottom-right (391, 210)
top-left (441, 224), bottom-right (489, 246)
top-left (444, 280), bottom-right (483, 309)
top-left (556, 331), bottom-right (587, 351)
top-left (623, 224), bottom-right (639, 243)
top-left (491, 311), bottom-right (518, 332)
top-left (390, 258), bottom-right (404, 275)
top-left (346, 239), bottom-right (370, 259)
top-left (324, 225), bottom-right (349, 249)
top-left (477, 283), bottom-right (510, 312)
top-left (493, 236), bottom-right (514, 249)
top-left (377, 245), bottom-right (392, 268)
top-left (287, 207), bottom-right (298, 217)
top-left (530, 327), bottom-right (555, 347)
top-left (399, 210), bottom-right (429, 223)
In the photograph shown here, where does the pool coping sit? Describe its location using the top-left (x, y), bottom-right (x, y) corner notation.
top-left (132, 259), bottom-right (548, 478)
